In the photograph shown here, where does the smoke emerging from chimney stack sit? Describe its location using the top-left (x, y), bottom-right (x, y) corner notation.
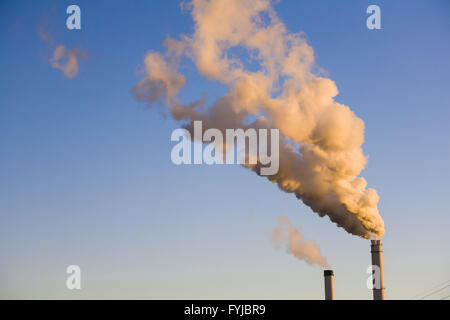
top-left (133, 0), bottom-right (385, 239)
top-left (269, 216), bottom-right (328, 268)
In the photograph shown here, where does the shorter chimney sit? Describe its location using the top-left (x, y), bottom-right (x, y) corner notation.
top-left (324, 269), bottom-right (334, 300)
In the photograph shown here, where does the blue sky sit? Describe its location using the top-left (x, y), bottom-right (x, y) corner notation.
top-left (1, 0), bottom-right (449, 299)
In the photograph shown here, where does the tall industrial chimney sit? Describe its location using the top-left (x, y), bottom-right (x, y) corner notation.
top-left (323, 270), bottom-right (334, 300)
top-left (370, 240), bottom-right (385, 300)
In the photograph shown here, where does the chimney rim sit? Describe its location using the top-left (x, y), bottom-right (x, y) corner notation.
top-left (324, 269), bottom-right (334, 276)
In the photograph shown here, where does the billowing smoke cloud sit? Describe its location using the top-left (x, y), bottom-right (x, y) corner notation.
top-left (270, 216), bottom-right (328, 268)
top-left (133, 0), bottom-right (385, 239)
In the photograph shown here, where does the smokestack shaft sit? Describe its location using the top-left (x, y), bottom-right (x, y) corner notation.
top-left (324, 270), bottom-right (334, 300)
top-left (370, 240), bottom-right (385, 300)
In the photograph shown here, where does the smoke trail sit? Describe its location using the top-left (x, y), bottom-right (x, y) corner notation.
top-left (38, 22), bottom-right (86, 79)
top-left (133, 0), bottom-right (385, 239)
top-left (270, 216), bottom-right (328, 268)
top-left (49, 45), bottom-right (86, 79)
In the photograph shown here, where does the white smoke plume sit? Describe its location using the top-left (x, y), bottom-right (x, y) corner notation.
top-left (133, 0), bottom-right (385, 239)
top-left (270, 216), bottom-right (328, 268)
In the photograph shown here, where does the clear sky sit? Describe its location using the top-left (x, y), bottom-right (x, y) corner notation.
top-left (1, 0), bottom-right (449, 299)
